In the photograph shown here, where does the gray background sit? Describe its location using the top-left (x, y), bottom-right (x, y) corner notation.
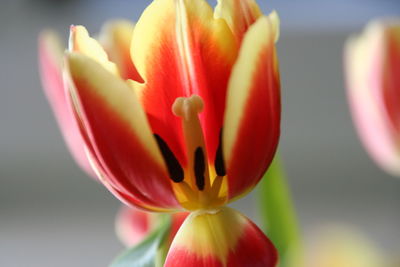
top-left (1, 0), bottom-right (399, 266)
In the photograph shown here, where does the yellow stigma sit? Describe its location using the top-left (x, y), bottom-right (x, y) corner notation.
top-left (171, 95), bottom-right (227, 210)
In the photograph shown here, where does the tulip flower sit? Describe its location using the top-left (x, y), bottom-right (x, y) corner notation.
top-left (345, 20), bottom-right (400, 176)
top-left (62, 0), bottom-right (280, 265)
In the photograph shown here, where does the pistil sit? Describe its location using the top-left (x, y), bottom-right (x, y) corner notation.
top-left (171, 95), bottom-right (226, 210)
top-left (173, 95), bottom-right (210, 190)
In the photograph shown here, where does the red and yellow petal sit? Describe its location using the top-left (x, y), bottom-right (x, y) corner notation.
top-left (38, 30), bottom-right (96, 178)
top-left (75, 102), bottom-right (175, 212)
top-left (99, 20), bottom-right (143, 82)
top-left (165, 207), bottom-right (278, 267)
top-left (131, 0), bottom-right (238, 166)
top-left (223, 15), bottom-right (281, 201)
top-left (65, 52), bottom-right (180, 210)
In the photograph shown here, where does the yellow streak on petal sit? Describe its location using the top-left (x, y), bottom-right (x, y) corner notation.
top-left (223, 15), bottom-right (276, 163)
top-left (170, 207), bottom-right (245, 264)
top-left (69, 25), bottom-right (119, 76)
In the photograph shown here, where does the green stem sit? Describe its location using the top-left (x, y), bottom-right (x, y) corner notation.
top-left (257, 156), bottom-right (303, 267)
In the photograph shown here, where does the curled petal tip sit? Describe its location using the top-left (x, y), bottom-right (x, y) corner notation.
top-left (268, 10), bottom-right (280, 43)
top-left (68, 25), bottom-right (119, 75)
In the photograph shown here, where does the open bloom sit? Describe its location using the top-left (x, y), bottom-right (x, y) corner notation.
top-left (61, 0), bottom-right (280, 265)
top-left (345, 20), bottom-right (400, 176)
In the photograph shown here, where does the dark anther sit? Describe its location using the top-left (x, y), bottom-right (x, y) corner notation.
top-left (154, 134), bottom-right (184, 183)
top-left (194, 147), bottom-right (206, 191)
top-left (214, 129), bottom-right (226, 176)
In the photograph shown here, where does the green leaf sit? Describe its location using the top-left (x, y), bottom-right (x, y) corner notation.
top-left (257, 156), bottom-right (303, 267)
top-left (110, 214), bottom-right (171, 267)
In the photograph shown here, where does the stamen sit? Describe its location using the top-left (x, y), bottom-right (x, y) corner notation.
top-left (176, 181), bottom-right (197, 203)
top-left (154, 134), bottom-right (184, 183)
top-left (214, 129), bottom-right (226, 176)
top-left (194, 147), bottom-right (206, 190)
top-left (210, 175), bottom-right (223, 197)
top-left (171, 95), bottom-right (228, 209)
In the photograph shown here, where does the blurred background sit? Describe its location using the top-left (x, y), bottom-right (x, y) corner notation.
top-left (1, 0), bottom-right (399, 266)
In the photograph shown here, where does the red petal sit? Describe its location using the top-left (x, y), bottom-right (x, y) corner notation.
top-left (226, 220), bottom-right (278, 267)
top-left (73, 103), bottom-right (169, 211)
top-left (165, 207), bottom-right (278, 267)
top-left (65, 53), bottom-right (180, 210)
top-left (223, 16), bottom-right (280, 200)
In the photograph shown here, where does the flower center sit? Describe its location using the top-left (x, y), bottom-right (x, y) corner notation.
top-left (168, 95), bottom-right (227, 210)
